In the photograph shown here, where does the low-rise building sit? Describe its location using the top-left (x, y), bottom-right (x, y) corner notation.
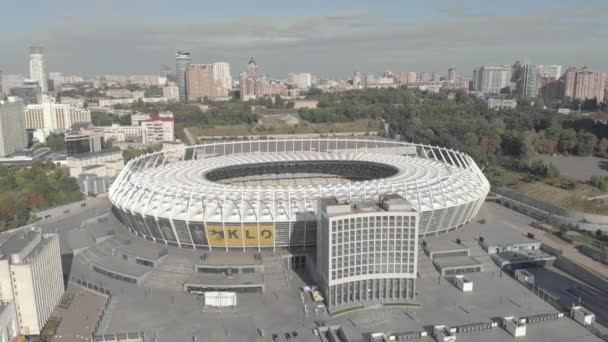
top-left (487, 98), bottom-right (517, 110)
top-left (65, 126), bottom-right (105, 156)
top-left (141, 113), bottom-right (174, 143)
top-left (67, 149), bottom-right (124, 178)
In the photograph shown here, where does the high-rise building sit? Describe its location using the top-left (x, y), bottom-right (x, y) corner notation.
top-left (431, 72), bottom-right (441, 82)
top-left (352, 71), bottom-right (363, 89)
top-left (407, 72), bottom-right (417, 84)
top-left (291, 73), bottom-right (312, 89)
top-left (213, 62), bottom-right (232, 97)
top-left (316, 195), bottom-right (418, 310)
top-left (247, 57), bottom-right (258, 77)
top-left (175, 51), bottom-right (192, 102)
top-left (186, 64), bottom-right (217, 100)
top-left (0, 97), bottom-right (27, 157)
top-left (472, 65), bottom-right (512, 94)
top-left (0, 229), bottom-right (64, 335)
top-left (520, 64), bottom-right (539, 99)
top-left (539, 78), bottom-right (565, 101)
top-left (163, 82), bottom-right (180, 101)
top-left (25, 98), bottom-right (91, 131)
top-left (564, 66), bottom-right (606, 102)
top-left (538, 65), bottom-right (562, 80)
top-left (448, 66), bottom-right (457, 81)
top-left (29, 47), bottom-right (48, 93)
top-left (0, 70), bottom-right (3, 97)
top-left (419, 72), bottom-right (430, 82)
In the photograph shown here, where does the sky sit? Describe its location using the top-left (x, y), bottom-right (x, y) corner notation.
top-left (1, 0), bottom-right (607, 79)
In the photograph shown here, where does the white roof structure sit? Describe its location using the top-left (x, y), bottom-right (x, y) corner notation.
top-left (109, 137), bottom-right (489, 242)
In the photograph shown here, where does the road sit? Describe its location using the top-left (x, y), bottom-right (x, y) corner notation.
top-left (509, 223), bottom-right (608, 280)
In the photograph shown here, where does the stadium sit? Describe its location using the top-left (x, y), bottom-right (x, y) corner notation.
top-left (108, 137), bottom-right (490, 251)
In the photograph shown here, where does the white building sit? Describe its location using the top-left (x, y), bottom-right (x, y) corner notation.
top-left (25, 98), bottom-right (91, 132)
top-left (0, 302), bottom-right (19, 341)
top-left (473, 65), bottom-right (513, 94)
top-left (213, 62), bottom-right (232, 97)
top-left (29, 47), bottom-right (48, 93)
top-left (0, 97), bottom-right (28, 157)
top-left (163, 82), bottom-right (180, 101)
top-left (487, 98), bottom-right (518, 110)
top-left (538, 65), bottom-right (562, 80)
top-left (101, 124), bottom-right (142, 142)
top-left (67, 149), bottom-right (124, 178)
top-left (316, 195), bottom-right (418, 310)
top-left (292, 73), bottom-right (312, 89)
top-left (0, 229), bottom-right (64, 336)
top-left (141, 114), bottom-right (175, 143)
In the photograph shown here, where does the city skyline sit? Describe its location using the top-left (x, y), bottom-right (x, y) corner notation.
top-left (0, 0), bottom-right (607, 78)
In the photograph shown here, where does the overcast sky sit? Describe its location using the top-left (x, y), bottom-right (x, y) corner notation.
top-left (1, 0), bottom-right (607, 79)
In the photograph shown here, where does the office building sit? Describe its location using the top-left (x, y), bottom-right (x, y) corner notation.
top-left (472, 65), bottom-right (513, 94)
top-left (431, 72), bottom-right (441, 82)
top-left (9, 80), bottom-right (40, 105)
top-left (538, 65), bottom-right (562, 80)
top-left (175, 51), bottom-right (192, 102)
top-left (564, 67), bottom-right (606, 102)
top-left (213, 62), bottom-right (232, 97)
top-left (0, 97), bottom-right (27, 157)
top-left (186, 64), bottom-right (217, 100)
top-left (316, 195), bottom-right (418, 310)
top-left (520, 64), bottom-right (539, 99)
top-left (0, 229), bottom-right (64, 335)
top-left (24, 98), bottom-right (91, 132)
top-left (65, 127), bottom-right (105, 156)
top-left (29, 47), bottom-right (48, 93)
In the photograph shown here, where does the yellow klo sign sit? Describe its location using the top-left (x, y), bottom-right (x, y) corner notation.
top-left (206, 223), bottom-right (274, 247)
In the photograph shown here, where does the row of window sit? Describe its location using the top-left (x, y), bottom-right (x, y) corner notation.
top-left (327, 278), bottom-right (415, 307)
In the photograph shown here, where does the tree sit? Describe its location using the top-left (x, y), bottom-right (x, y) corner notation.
top-left (547, 162), bottom-right (560, 178)
top-left (575, 131), bottom-right (598, 156)
top-left (45, 134), bottom-right (66, 153)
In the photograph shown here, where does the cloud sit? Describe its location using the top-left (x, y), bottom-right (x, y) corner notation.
top-left (1, 6), bottom-right (607, 78)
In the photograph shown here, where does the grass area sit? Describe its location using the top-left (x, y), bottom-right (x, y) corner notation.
top-left (383, 302), bottom-right (421, 307)
top-left (59, 291), bottom-right (75, 309)
top-left (487, 165), bottom-right (608, 215)
top-left (39, 317), bottom-right (62, 341)
top-left (190, 118), bottom-right (383, 138)
top-left (331, 305), bottom-right (365, 316)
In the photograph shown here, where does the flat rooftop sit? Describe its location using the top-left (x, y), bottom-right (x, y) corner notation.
top-left (0, 230), bottom-right (40, 256)
top-left (114, 243), bottom-right (167, 261)
top-left (184, 272), bottom-right (263, 287)
top-left (92, 256), bottom-right (152, 278)
top-left (50, 285), bottom-right (108, 342)
top-left (424, 239), bottom-right (468, 253)
top-left (199, 252), bottom-right (262, 266)
top-left (433, 255), bottom-right (482, 269)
